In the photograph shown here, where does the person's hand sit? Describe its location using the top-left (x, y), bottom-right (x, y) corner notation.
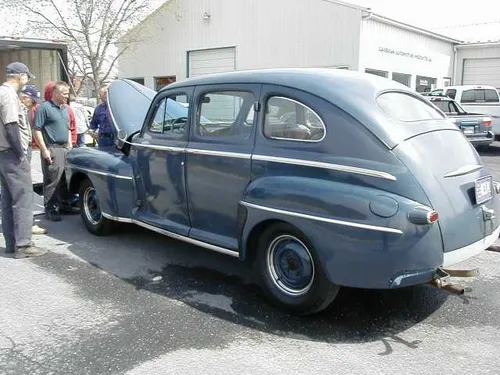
top-left (42, 149), bottom-right (52, 164)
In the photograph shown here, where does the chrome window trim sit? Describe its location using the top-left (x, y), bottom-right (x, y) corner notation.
top-left (67, 164), bottom-right (133, 180)
top-left (240, 201), bottom-right (403, 234)
top-left (101, 212), bottom-right (239, 258)
top-left (252, 155), bottom-right (397, 181)
top-left (264, 96), bottom-right (326, 143)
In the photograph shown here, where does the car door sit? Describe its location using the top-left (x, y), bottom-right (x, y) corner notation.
top-left (132, 88), bottom-right (193, 235)
top-left (185, 84), bottom-right (261, 250)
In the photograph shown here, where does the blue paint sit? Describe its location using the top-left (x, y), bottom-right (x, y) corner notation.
top-left (66, 69), bottom-right (500, 290)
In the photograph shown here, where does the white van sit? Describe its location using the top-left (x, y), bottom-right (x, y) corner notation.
top-left (429, 85), bottom-right (500, 139)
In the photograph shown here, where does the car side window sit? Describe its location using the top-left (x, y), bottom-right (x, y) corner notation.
top-left (148, 94), bottom-right (189, 137)
top-left (197, 91), bottom-right (255, 138)
top-left (445, 89), bottom-right (456, 99)
top-left (263, 96), bottom-right (325, 142)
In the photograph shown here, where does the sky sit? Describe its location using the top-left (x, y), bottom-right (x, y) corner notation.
top-left (343, 0), bottom-right (500, 42)
top-left (1, 0), bottom-right (499, 42)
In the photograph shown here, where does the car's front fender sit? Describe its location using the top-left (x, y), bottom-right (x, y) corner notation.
top-left (66, 148), bottom-right (136, 219)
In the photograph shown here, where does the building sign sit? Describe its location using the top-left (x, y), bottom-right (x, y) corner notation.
top-left (378, 47), bottom-right (432, 62)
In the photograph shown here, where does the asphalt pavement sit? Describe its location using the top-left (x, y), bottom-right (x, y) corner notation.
top-left (1, 148), bottom-right (500, 375)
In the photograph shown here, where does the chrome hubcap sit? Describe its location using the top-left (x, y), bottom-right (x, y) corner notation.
top-left (267, 235), bottom-right (315, 296)
top-left (83, 186), bottom-right (101, 225)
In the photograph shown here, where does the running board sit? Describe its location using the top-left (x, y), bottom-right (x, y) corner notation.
top-left (101, 212), bottom-right (239, 258)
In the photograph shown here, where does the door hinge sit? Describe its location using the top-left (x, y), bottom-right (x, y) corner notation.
top-left (253, 102), bottom-right (261, 112)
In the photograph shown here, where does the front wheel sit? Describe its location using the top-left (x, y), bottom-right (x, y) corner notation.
top-left (79, 178), bottom-right (113, 236)
top-left (256, 223), bottom-right (340, 315)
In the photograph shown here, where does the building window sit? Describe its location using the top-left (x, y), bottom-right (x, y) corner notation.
top-left (127, 78), bottom-right (145, 85)
top-left (416, 76), bottom-right (436, 93)
top-left (365, 69), bottom-right (388, 78)
top-left (155, 76), bottom-right (176, 91)
top-left (264, 96), bottom-right (326, 142)
top-left (392, 72), bottom-right (411, 87)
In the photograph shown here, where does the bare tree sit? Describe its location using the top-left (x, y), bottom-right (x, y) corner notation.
top-left (5, 0), bottom-right (161, 94)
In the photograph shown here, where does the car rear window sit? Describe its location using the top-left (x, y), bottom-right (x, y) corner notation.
top-left (377, 92), bottom-right (445, 122)
top-left (431, 100), bottom-right (462, 114)
top-left (461, 89), bottom-right (500, 103)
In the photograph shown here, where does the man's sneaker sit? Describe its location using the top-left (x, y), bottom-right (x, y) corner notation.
top-left (32, 225), bottom-right (48, 235)
top-left (45, 209), bottom-right (62, 222)
top-left (14, 245), bottom-right (48, 259)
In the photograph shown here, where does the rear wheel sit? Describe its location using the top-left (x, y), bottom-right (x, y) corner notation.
top-left (79, 178), bottom-right (113, 236)
top-left (255, 223), bottom-right (339, 315)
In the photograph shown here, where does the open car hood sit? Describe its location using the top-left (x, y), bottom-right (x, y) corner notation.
top-left (108, 79), bottom-right (155, 149)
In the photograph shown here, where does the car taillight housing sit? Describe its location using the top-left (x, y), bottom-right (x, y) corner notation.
top-left (483, 117), bottom-right (492, 127)
top-left (427, 211), bottom-right (439, 224)
top-left (408, 207), bottom-right (439, 225)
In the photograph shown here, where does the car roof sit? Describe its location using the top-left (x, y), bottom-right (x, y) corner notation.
top-left (161, 68), bottom-right (451, 149)
top-left (442, 85), bottom-right (497, 90)
top-left (163, 68), bottom-right (409, 102)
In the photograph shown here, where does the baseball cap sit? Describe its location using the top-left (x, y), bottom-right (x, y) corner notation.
top-left (20, 85), bottom-right (41, 104)
top-left (6, 62), bottom-right (36, 79)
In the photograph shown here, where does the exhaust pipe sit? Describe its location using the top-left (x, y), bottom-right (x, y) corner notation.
top-left (428, 279), bottom-right (465, 295)
top-left (428, 267), bottom-right (478, 295)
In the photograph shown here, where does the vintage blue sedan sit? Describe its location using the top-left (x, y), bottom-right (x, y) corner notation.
top-left (66, 69), bottom-right (500, 314)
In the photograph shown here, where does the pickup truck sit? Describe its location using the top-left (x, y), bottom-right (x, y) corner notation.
top-left (428, 85), bottom-right (500, 140)
top-left (427, 95), bottom-right (494, 148)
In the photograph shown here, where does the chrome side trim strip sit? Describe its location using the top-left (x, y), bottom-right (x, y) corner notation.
top-left (443, 164), bottom-right (483, 178)
top-left (68, 164), bottom-right (133, 180)
top-left (101, 212), bottom-right (133, 223)
top-left (186, 148), bottom-right (251, 160)
top-left (128, 142), bottom-right (185, 152)
top-left (240, 201), bottom-right (403, 234)
top-left (101, 212), bottom-right (239, 258)
top-left (252, 155), bottom-right (397, 181)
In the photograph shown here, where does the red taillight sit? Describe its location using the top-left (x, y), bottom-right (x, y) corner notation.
top-left (483, 118), bottom-right (492, 127)
top-left (427, 211), bottom-right (439, 223)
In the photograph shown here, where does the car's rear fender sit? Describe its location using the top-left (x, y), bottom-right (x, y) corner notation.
top-left (238, 175), bottom-right (443, 288)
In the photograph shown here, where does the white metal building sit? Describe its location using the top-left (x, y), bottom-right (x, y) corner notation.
top-left (455, 42), bottom-right (500, 89)
top-left (118, 0), bottom-right (462, 93)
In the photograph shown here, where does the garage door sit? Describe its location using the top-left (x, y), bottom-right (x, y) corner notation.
top-left (188, 47), bottom-right (236, 78)
top-left (463, 58), bottom-right (500, 88)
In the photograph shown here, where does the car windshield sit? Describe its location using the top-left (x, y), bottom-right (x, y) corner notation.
top-left (165, 98), bottom-right (189, 120)
top-left (377, 92), bottom-right (445, 122)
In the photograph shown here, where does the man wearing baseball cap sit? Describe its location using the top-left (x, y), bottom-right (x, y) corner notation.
top-left (0, 61), bottom-right (46, 258)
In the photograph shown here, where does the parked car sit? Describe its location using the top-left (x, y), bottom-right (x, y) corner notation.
top-left (65, 69), bottom-right (500, 314)
top-left (428, 85), bottom-right (500, 139)
top-left (426, 95), bottom-right (494, 148)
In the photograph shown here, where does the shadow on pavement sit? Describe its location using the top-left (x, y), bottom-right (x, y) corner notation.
top-left (33, 213), bottom-right (451, 350)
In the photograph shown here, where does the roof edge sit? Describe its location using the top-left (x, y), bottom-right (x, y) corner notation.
top-left (320, 0), bottom-right (368, 12)
top-left (457, 41), bottom-right (500, 48)
top-left (365, 13), bottom-right (463, 44)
